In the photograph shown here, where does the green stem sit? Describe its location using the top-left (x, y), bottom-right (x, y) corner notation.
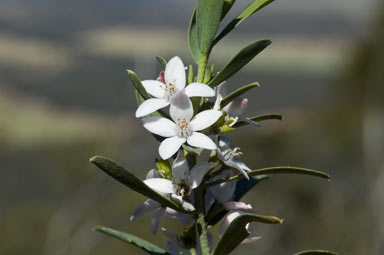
top-left (194, 186), bottom-right (210, 255)
top-left (196, 53), bottom-right (208, 83)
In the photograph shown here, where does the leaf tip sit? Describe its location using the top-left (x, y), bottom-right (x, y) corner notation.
top-left (127, 69), bottom-right (135, 75)
top-left (89, 156), bottom-right (99, 163)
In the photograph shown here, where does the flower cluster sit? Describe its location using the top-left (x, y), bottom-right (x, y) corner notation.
top-left (131, 56), bottom-right (261, 253)
top-left (91, 1), bottom-right (333, 254)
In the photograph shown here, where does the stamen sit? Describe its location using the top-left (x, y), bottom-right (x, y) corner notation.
top-left (176, 117), bottom-right (193, 138)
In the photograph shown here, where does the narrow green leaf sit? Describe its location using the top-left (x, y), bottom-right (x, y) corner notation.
top-left (196, 0), bottom-right (225, 54)
top-left (214, 0), bottom-right (275, 44)
top-left (233, 113), bottom-right (282, 128)
top-left (155, 56), bottom-right (167, 69)
top-left (90, 156), bottom-right (188, 213)
top-left (188, 9), bottom-right (202, 64)
top-left (127, 70), bottom-right (149, 100)
top-left (221, 0), bottom-right (236, 20)
top-left (94, 226), bottom-right (169, 255)
top-left (208, 40), bottom-right (271, 88)
top-left (207, 166), bottom-right (330, 187)
top-left (220, 82), bottom-right (260, 108)
top-left (213, 213), bottom-right (282, 255)
top-left (293, 250), bottom-right (338, 255)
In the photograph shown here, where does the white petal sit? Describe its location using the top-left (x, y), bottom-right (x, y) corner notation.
top-left (189, 162), bottom-right (215, 189)
top-left (242, 236), bottom-right (262, 244)
top-left (169, 91), bottom-right (194, 122)
top-left (159, 136), bottom-right (186, 159)
top-left (215, 81), bottom-right (227, 97)
top-left (130, 200), bottom-right (160, 221)
top-left (142, 80), bottom-right (166, 98)
top-left (172, 150), bottom-right (189, 180)
top-left (150, 207), bottom-right (166, 234)
top-left (165, 56), bottom-right (186, 91)
top-left (224, 159), bottom-right (250, 180)
top-left (135, 98), bottom-right (169, 117)
top-left (210, 170), bottom-right (237, 203)
top-left (142, 117), bottom-right (177, 137)
top-left (218, 212), bottom-right (241, 236)
top-left (165, 208), bottom-right (194, 225)
top-left (223, 201), bottom-right (253, 211)
top-left (190, 110), bottom-right (222, 131)
top-left (187, 132), bottom-right (217, 150)
top-left (170, 194), bottom-right (196, 211)
top-left (146, 169), bottom-right (160, 179)
top-left (184, 83), bottom-right (215, 97)
top-left (144, 178), bottom-right (174, 194)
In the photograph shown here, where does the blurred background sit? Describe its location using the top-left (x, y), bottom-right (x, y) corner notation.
top-left (1, 0), bottom-right (383, 254)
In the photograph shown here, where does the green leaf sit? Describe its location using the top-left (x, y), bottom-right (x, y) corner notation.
top-left (221, 0), bottom-right (236, 20)
top-left (127, 70), bottom-right (149, 100)
top-left (293, 250), bottom-right (338, 255)
top-left (156, 56), bottom-right (167, 69)
top-left (208, 40), bottom-right (271, 88)
top-left (207, 166), bottom-right (330, 187)
top-left (90, 156), bottom-right (188, 213)
top-left (94, 226), bottom-right (169, 255)
top-left (220, 82), bottom-right (260, 108)
top-left (188, 9), bottom-right (202, 64)
top-left (213, 213), bottom-right (282, 255)
top-left (233, 113), bottom-right (282, 128)
top-left (196, 0), bottom-right (225, 54)
top-left (214, 0), bottom-right (275, 44)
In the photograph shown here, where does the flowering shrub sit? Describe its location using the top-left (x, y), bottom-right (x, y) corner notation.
top-left (90, 1), bottom-right (336, 254)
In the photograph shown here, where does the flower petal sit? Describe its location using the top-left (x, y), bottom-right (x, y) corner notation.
top-left (165, 208), bottom-right (194, 225)
top-left (159, 136), bottom-right (186, 159)
top-left (241, 236), bottom-right (262, 244)
top-left (135, 98), bottom-right (169, 118)
top-left (169, 90), bottom-right (194, 122)
top-left (165, 56), bottom-right (186, 91)
top-left (150, 207), bottom-right (166, 234)
top-left (210, 170), bottom-right (237, 203)
top-left (170, 194), bottom-right (196, 211)
top-left (146, 169), bottom-right (160, 179)
top-left (143, 178), bottom-right (174, 194)
top-left (218, 211), bottom-right (241, 236)
top-left (223, 201), bottom-right (253, 211)
top-left (189, 162), bottom-right (215, 189)
top-left (172, 150), bottom-right (189, 180)
top-left (224, 159), bottom-right (250, 180)
top-left (190, 110), bottom-right (222, 131)
top-left (142, 80), bottom-right (166, 98)
top-left (184, 83), bottom-right (215, 97)
top-left (142, 117), bottom-right (177, 137)
top-left (130, 199), bottom-right (161, 221)
top-left (187, 132), bottom-right (217, 150)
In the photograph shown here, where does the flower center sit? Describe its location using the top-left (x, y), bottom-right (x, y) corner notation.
top-left (223, 147), bottom-right (243, 161)
top-left (176, 117), bottom-right (193, 138)
top-left (174, 179), bottom-right (191, 197)
top-left (164, 81), bottom-right (176, 101)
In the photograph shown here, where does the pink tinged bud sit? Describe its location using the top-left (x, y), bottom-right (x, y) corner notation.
top-left (223, 97), bottom-right (248, 116)
top-left (157, 71), bottom-right (165, 83)
top-left (223, 201), bottom-right (253, 211)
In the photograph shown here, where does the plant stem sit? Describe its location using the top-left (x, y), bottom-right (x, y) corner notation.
top-left (197, 53), bottom-right (208, 83)
top-left (194, 186), bottom-right (210, 255)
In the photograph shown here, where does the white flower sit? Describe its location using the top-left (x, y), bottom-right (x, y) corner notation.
top-left (214, 82), bottom-right (259, 127)
top-left (216, 135), bottom-right (251, 179)
top-left (142, 90), bottom-right (222, 159)
top-left (144, 150), bottom-right (214, 197)
top-left (135, 56), bottom-right (215, 117)
top-left (130, 169), bottom-right (194, 234)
